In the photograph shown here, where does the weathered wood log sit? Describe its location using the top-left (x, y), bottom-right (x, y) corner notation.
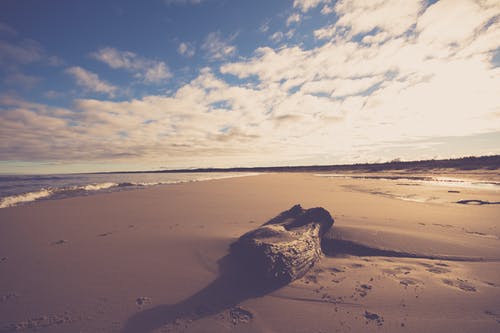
top-left (229, 204), bottom-right (334, 285)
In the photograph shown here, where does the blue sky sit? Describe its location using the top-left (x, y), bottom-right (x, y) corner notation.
top-left (1, 0), bottom-right (499, 173)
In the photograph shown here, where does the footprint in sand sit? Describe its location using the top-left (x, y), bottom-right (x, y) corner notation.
top-left (331, 277), bottom-right (346, 284)
top-left (418, 262), bottom-right (433, 268)
top-left (215, 307), bottom-right (254, 326)
top-left (314, 286), bottom-right (325, 294)
top-left (399, 277), bottom-right (422, 287)
top-left (135, 297), bottom-right (152, 307)
top-left (426, 266), bottom-right (451, 274)
top-left (51, 239), bottom-right (68, 245)
top-left (435, 262), bottom-right (449, 267)
top-left (228, 306), bottom-right (254, 325)
top-left (442, 278), bottom-right (477, 292)
top-left (0, 257), bottom-right (8, 263)
top-left (419, 262), bottom-right (452, 274)
top-left (419, 262), bottom-right (453, 272)
top-left (329, 267), bottom-right (345, 274)
top-left (364, 311), bottom-right (384, 326)
top-left (382, 266), bottom-right (413, 276)
top-left (355, 284), bottom-right (373, 297)
top-left (303, 274), bottom-right (319, 284)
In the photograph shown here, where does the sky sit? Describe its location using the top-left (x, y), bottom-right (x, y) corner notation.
top-left (0, 0), bottom-right (499, 174)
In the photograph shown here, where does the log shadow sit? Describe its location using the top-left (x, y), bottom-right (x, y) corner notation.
top-left (121, 254), bottom-right (285, 333)
top-left (122, 204), bottom-right (333, 332)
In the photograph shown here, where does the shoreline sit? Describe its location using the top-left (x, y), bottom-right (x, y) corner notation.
top-left (0, 172), bottom-right (262, 210)
top-left (1, 172), bottom-right (499, 332)
top-left (2, 167), bottom-right (499, 211)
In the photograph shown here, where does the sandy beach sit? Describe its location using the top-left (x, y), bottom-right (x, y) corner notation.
top-left (1, 172), bottom-right (499, 332)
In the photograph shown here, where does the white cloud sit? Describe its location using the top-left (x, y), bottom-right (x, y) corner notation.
top-left (293, 0), bottom-right (332, 12)
top-left (1, 0), bottom-right (499, 170)
top-left (0, 70), bottom-right (272, 165)
top-left (201, 32), bottom-right (237, 61)
top-left (321, 4), bottom-right (335, 14)
top-left (417, 0), bottom-right (498, 48)
top-left (65, 66), bottom-right (117, 97)
top-left (92, 47), bottom-right (139, 70)
top-left (143, 62), bottom-right (172, 84)
top-left (269, 31), bottom-right (284, 43)
top-left (259, 20), bottom-right (270, 33)
top-left (286, 13), bottom-right (301, 26)
top-left (361, 31), bottom-right (390, 44)
top-left (313, 25), bottom-right (336, 40)
top-left (316, 0), bottom-right (425, 40)
top-left (301, 76), bottom-right (382, 97)
top-left (219, 0), bottom-right (500, 160)
top-left (91, 47), bottom-right (172, 84)
top-left (285, 29), bottom-right (296, 39)
top-left (178, 42), bottom-right (195, 57)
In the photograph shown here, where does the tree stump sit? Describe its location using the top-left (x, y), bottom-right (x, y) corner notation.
top-left (229, 204), bottom-right (334, 285)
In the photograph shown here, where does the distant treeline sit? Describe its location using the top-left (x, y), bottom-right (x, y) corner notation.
top-left (140, 155), bottom-right (500, 174)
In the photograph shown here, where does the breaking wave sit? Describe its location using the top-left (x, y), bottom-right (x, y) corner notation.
top-left (0, 189), bottom-right (54, 209)
top-left (0, 182), bottom-right (127, 209)
top-left (0, 173), bottom-right (260, 209)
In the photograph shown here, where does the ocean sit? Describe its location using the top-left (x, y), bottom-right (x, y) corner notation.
top-left (0, 172), bottom-right (259, 209)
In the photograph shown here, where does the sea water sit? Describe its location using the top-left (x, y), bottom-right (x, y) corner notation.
top-left (0, 172), bottom-right (259, 209)
top-left (314, 174), bottom-right (500, 191)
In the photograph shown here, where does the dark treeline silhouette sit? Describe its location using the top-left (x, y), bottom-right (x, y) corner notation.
top-left (103, 155), bottom-right (499, 174)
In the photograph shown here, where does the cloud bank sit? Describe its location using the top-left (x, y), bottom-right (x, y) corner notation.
top-left (1, 0), bottom-right (499, 171)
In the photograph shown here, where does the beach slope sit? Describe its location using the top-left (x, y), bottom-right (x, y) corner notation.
top-left (0, 172), bottom-right (499, 332)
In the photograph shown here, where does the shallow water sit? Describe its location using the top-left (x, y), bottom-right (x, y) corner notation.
top-left (0, 172), bottom-right (259, 208)
top-left (315, 174), bottom-right (500, 191)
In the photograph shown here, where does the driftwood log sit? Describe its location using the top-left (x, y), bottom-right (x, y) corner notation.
top-left (230, 204), bottom-right (334, 285)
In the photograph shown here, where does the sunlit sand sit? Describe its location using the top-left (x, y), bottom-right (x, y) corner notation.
top-left (1, 171), bottom-right (499, 332)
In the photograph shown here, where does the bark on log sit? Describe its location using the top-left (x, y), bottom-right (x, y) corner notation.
top-left (229, 204), bottom-right (334, 285)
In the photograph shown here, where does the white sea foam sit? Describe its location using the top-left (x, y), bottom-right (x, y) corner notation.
top-left (0, 189), bottom-right (53, 208)
top-left (82, 182), bottom-right (118, 191)
top-left (315, 174), bottom-right (499, 191)
top-left (429, 177), bottom-right (499, 190)
top-left (0, 172), bottom-right (261, 209)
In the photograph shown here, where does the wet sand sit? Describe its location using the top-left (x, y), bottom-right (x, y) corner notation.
top-left (0, 172), bottom-right (499, 332)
